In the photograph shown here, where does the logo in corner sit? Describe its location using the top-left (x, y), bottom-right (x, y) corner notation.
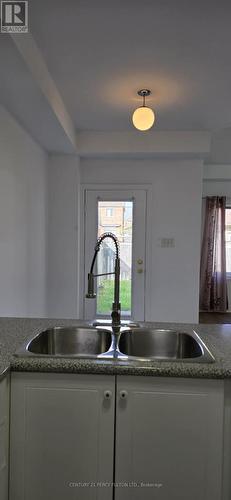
top-left (1, 1), bottom-right (28, 33)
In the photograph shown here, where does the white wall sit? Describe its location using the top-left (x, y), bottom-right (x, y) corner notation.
top-left (81, 158), bottom-right (203, 323)
top-left (203, 164), bottom-right (231, 197)
top-left (203, 180), bottom-right (231, 198)
top-left (0, 107), bottom-right (81, 319)
top-left (0, 105), bottom-right (47, 317)
top-left (47, 154), bottom-right (81, 318)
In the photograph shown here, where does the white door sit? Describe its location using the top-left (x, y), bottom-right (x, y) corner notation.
top-left (10, 373), bottom-right (115, 500)
top-left (115, 376), bottom-right (224, 500)
top-left (83, 189), bottom-right (147, 322)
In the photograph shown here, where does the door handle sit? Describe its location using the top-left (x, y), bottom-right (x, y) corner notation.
top-left (137, 268), bottom-right (143, 274)
top-left (119, 390), bottom-right (128, 400)
top-left (104, 390), bottom-right (113, 400)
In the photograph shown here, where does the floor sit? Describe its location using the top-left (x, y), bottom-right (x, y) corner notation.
top-left (199, 312), bottom-right (231, 324)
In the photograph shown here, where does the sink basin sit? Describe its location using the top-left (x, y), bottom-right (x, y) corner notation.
top-left (118, 328), bottom-right (215, 363)
top-left (15, 325), bottom-right (214, 364)
top-left (16, 327), bottom-right (112, 358)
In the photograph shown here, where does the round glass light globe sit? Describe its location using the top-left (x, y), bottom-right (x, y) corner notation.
top-left (132, 106), bottom-right (155, 131)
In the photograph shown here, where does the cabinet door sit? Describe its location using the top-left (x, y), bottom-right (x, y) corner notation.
top-left (115, 376), bottom-right (224, 500)
top-left (0, 375), bottom-right (9, 500)
top-left (10, 372), bottom-right (115, 500)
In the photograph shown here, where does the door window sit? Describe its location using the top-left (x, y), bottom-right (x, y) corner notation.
top-left (97, 201), bottom-right (133, 316)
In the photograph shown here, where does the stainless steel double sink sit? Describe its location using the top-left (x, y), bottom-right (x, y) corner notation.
top-left (15, 325), bottom-right (215, 363)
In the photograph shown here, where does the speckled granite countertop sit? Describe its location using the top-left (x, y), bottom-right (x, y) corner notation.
top-left (1, 317), bottom-right (231, 380)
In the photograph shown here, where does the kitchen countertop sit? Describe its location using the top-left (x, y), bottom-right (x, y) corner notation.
top-left (1, 317), bottom-right (231, 380)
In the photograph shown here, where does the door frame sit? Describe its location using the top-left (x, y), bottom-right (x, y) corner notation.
top-left (79, 184), bottom-right (153, 321)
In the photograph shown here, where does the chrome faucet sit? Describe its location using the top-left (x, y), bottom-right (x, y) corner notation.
top-left (86, 232), bottom-right (121, 327)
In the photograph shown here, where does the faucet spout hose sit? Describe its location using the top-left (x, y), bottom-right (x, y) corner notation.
top-left (90, 247), bottom-right (100, 274)
top-left (89, 232), bottom-right (119, 274)
top-left (86, 232), bottom-right (121, 326)
top-left (95, 232), bottom-right (119, 259)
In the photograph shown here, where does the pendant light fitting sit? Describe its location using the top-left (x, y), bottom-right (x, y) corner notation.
top-left (132, 89), bottom-right (155, 131)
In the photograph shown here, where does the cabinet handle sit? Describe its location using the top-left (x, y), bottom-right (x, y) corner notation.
top-left (119, 390), bottom-right (128, 400)
top-left (104, 390), bottom-right (112, 400)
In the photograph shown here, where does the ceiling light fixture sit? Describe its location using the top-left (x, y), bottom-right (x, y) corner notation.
top-left (132, 89), bottom-right (155, 131)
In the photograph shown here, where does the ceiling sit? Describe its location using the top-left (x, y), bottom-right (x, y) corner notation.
top-left (1, 0), bottom-right (231, 158)
top-left (29, 0), bottom-right (231, 132)
top-left (0, 35), bottom-right (76, 153)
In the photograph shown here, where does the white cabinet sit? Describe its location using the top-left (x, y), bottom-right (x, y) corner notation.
top-left (115, 376), bottom-right (224, 500)
top-left (10, 373), bottom-right (225, 500)
top-left (10, 373), bottom-right (115, 500)
top-left (0, 374), bottom-right (9, 500)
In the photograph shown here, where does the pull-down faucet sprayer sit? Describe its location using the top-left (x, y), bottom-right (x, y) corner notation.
top-left (86, 232), bottom-right (121, 327)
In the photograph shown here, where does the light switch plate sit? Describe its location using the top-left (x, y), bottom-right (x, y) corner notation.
top-left (160, 238), bottom-right (175, 248)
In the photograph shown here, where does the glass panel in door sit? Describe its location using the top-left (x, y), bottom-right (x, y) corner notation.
top-left (97, 201), bottom-right (133, 317)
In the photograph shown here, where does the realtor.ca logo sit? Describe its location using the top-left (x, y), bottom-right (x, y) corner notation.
top-left (1, 1), bottom-right (28, 32)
